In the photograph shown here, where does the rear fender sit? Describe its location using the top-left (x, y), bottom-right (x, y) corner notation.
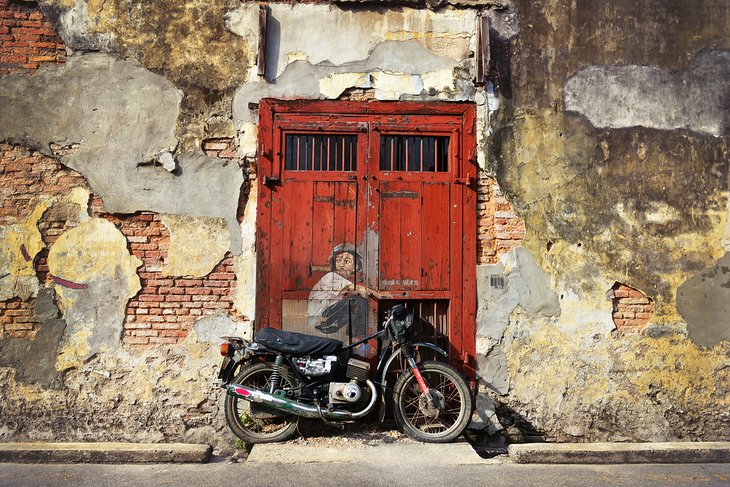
top-left (218, 339), bottom-right (271, 384)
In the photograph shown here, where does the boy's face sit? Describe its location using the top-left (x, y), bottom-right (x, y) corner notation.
top-left (335, 252), bottom-right (356, 276)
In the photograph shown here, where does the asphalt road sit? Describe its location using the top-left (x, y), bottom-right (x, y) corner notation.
top-left (1, 460), bottom-right (729, 487)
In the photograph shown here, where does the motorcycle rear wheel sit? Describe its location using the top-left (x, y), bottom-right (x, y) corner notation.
top-left (224, 362), bottom-right (299, 444)
top-left (392, 360), bottom-right (472, 443)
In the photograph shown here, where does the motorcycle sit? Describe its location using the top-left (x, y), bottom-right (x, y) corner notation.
top-left (218, 304), bottom-right (473, 443)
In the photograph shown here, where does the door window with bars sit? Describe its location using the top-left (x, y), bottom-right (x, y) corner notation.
top-left (284, 134), bottom-right (358, 171)
top-left (379, 135), bottom-right (449, 172)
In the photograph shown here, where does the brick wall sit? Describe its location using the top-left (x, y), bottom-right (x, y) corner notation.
top-left (611, 282), bottom-right (654, 334)
top-left (0, 144), bottom-right (89, 338)
top-left (0, 138), bottom-right (249, 347)
top-left (101, 213), bottom-right (239, 349)
top-left (0, 297), bottom-right (37, 339)
top-left (0, 0), bottom-right (65, 76)
top-left (477, 170), bottom-right (526, 265)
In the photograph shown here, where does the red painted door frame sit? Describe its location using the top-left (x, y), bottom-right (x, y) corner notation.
top-left (256, 100), bottom-right (477, 370)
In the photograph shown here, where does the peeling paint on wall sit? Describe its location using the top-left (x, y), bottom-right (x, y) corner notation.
top-left (233, 39), bottom-right (470, 126)
top-left (565, 50), bottom-right (730, 137)
top-left (47, 218), bottom-right (142, 369)
top-left (0, 201), bottom-right (49, 301)
top-left (506, 325), bottom-right (730, 441)
top-left (232, 180), bottom-right (257, 323)
top-left (227, 4), bottom-right (474, 81)
top-left (0, 53), bottom-right (246, 255)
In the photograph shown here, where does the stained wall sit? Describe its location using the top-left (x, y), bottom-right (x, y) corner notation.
top-left (0, 0), bottom-right (727, 445)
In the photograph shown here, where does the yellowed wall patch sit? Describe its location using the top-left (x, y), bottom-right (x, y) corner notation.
top-left (0, 201), bottom-right (50, 301)
top-left (506, 325), bottom-right (729, 440)
top-left (47, 218), bottom-right (142, 370)
top-left (160, 214), bottom-right (230, 278)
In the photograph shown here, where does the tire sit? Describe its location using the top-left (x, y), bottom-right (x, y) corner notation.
top-left (392, 360), bottom-right (473, 443)
top-left (224, 362), bottom-right (299, 444)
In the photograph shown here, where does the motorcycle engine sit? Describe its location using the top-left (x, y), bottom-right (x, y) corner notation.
top-left (329, 381), bottom-right (363, 404)
top-left (293, 355), bottom-right (338, 377)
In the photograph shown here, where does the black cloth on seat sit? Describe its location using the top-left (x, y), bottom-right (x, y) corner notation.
top-left (255, 328), bottom-right (343, 356)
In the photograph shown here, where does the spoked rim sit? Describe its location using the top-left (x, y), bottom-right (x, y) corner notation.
top-left (231, 368), bottom-right (296, 439)
top-left (398, 369), bottom-right (467, 436)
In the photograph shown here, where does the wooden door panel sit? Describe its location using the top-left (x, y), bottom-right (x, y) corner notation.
top-left (258, 101), bottom-right (476, 372)
top-left (282, 181), bottom-right (314, 291)
top-left (333, 183), bottom-right (358, 253)
top-left (378, 181), bottom-right (450, 292)
top-left (312, 182), bottom-right (336, 273)
top-left (378, 181), bottom-right (422, 290)
top-left (282, 181), bottom-right (358, 292)
top-left (421, 182), bottom-right (450, 291)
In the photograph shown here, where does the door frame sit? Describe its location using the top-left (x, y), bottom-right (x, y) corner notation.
top-left (256, 99), bottom-right (477, 370)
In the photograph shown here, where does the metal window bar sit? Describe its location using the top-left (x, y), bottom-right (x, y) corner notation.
top-left (284, 134), bottom-right (358, 171)
top-left (379, 135), bottom-right (449, 172)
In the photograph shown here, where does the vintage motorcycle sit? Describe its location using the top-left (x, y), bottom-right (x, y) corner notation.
top-left (218, 304), bottom-right (473, 443)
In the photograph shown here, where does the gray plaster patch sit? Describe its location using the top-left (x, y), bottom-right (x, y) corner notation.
top-left (677, 252), bottom-right (730, 347)
top-left (476, 262), bottom-right (516, 340)
top-left (227, 3), bottom-right (473, 81)
top-left (0, 53), bottom-right (244, 253)
top-left (56, 278), bottom-right (133, 368)
top-left (232, 40), bottom-right (463, 124)
top-left (476, 248), bottom-right (560, 341)
top-left (508, 248), bottom-right (561, 317)
top-left (193, 314), bottom-right (248, 343)
top-left (475, 248), bottom-right (560, 394)
top-left (470, 390), bottom-right (503, 434)
top-left (564, 50), bottom-right (730, 137)
top-left (476, 343), bottom-right (509, 394)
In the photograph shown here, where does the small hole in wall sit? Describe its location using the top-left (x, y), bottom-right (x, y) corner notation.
top-left (560, 294), bottom-right (563, 299)
top-left (546, 240), bottom-right (554, 252)
top-left (577, 242), bottom-right (582, 247)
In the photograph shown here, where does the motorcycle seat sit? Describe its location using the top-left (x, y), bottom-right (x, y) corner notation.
top-left (255, 328), bottom-right (343, 356)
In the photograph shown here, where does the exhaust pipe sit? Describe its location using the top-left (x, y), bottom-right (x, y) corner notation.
top-left (226, 380), bottom-right (378, 420)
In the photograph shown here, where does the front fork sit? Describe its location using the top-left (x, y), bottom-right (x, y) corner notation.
top-left (403, 345), bottom-right (436, 407)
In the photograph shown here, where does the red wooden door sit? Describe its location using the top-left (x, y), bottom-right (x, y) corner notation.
top-left (257, 101), bottom-right (476, 368)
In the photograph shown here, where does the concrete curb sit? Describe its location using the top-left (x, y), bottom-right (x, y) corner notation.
top-left (508, 442), bottom-right (730, 464)
top-left (0, 442), bottom-right (212, 464)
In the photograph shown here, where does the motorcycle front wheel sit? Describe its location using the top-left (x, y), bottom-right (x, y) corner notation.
top-left (392, 360), bottom-right (473, 443)
top-left (224, 362), bottom-right (299, 444)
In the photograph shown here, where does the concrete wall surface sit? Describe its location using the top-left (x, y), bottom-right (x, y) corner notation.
top-left (0, 0), bottom-right (727, 446)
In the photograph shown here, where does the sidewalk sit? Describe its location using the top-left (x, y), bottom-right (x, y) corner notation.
top-left (0, 440), bottom-right (729, 464)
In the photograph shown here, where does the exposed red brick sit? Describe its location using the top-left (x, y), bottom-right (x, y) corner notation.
top-left (0, 297), bottom-right (38, 339)
top-left (0, 0), bottom-right (65, 76)
top-left (108, 211), bottom-right (240, 348)
top-left (477, 172), bottom-right (526, 264)
top-left (611, 282), bottom-right (654, 335)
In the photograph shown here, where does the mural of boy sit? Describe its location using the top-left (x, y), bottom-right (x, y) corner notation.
top-left (307, 242), bottom-right (375, 336)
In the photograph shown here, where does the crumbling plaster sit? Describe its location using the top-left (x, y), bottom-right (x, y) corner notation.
top-left (228, 3), bottom-right (485, 155)
top-left (0, 336), bottom-right (234, 448)
top-left (472, 0), bottom-right (730, 440)
top-left (565, 50), bottom-right (730, 138)
top-left (48, 217), bottom-right (142, 370)
top-left (0, 201), bottom-right (49, 302)
top-left (161, 215), bottom-right (230, 278)
top-left (1, 0), bottom-right (728, 445)
top-left (0, 53), bottom-right (245, 254)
